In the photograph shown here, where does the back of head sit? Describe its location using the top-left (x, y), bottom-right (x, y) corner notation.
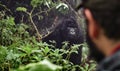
top-left (83, 0), bottom-right (120, 40)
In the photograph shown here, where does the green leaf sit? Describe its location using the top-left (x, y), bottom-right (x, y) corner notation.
top-left (16, 7), bottom-right (27, 12)
top-left (15, 59), bottom-right (62, 71)
top-left (44, 46), bottom-right (50, 54)
top-left (31, 0), bottom-right (43, 7)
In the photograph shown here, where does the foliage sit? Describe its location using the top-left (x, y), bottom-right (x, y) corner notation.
top-left (11, 59), bottom-right (62, 71)
top-left (80, 44), bottom-right (97, 71)
top-left (0, 0), bottom-right (96, 71)
top-left (0, 15), bottom-right (96, 71)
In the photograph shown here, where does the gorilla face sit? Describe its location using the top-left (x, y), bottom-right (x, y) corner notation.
top-left (60, 18), bottom-right (80, 40)
top-left (66, 27), bottom-right (79, 39)
top-left (68, 27), bottom-right (76, 35)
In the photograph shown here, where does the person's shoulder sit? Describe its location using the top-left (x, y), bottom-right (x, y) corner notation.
top-left (96, 50), bottom-right (120, 71)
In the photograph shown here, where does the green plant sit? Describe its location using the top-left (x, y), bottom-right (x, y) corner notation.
top-left (0, 16), bottom-right (96, 71)
top-left (80, 43), bottom-right (97, 71)
top-left (0, 0), bottom-right (97, 71)
top-left (11, 59), bottom-right (62, 71)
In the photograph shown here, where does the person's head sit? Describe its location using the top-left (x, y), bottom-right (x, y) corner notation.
top-left (82, 0), bottom-right (120, 62)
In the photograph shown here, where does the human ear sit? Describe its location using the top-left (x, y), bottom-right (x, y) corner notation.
top-left (84, 9), bottom-right (100, 39)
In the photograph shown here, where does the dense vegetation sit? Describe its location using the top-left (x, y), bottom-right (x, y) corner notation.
top-left (0, 0), bottom-right (96, 71)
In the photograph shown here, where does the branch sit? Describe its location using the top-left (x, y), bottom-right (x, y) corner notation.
top-left (28, 9), bottom-right (42, 41)
top-left (32, 6), bottom-right (55, 17)
top-left (0, 4), bottom-right (12, 14)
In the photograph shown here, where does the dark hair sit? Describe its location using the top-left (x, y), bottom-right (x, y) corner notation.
top-left (84, 0), bottom-right (120, 40)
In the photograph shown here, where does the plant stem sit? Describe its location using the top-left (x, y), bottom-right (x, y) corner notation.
top-left (29, 13), bottom-right (42, 41)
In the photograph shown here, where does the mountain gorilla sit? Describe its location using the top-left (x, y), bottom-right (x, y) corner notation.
top-left (42, 17), bottom-right (84, 65)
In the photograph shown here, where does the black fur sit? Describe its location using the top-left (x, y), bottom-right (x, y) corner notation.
top-left (42, 17), bottom-right (84, 65)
